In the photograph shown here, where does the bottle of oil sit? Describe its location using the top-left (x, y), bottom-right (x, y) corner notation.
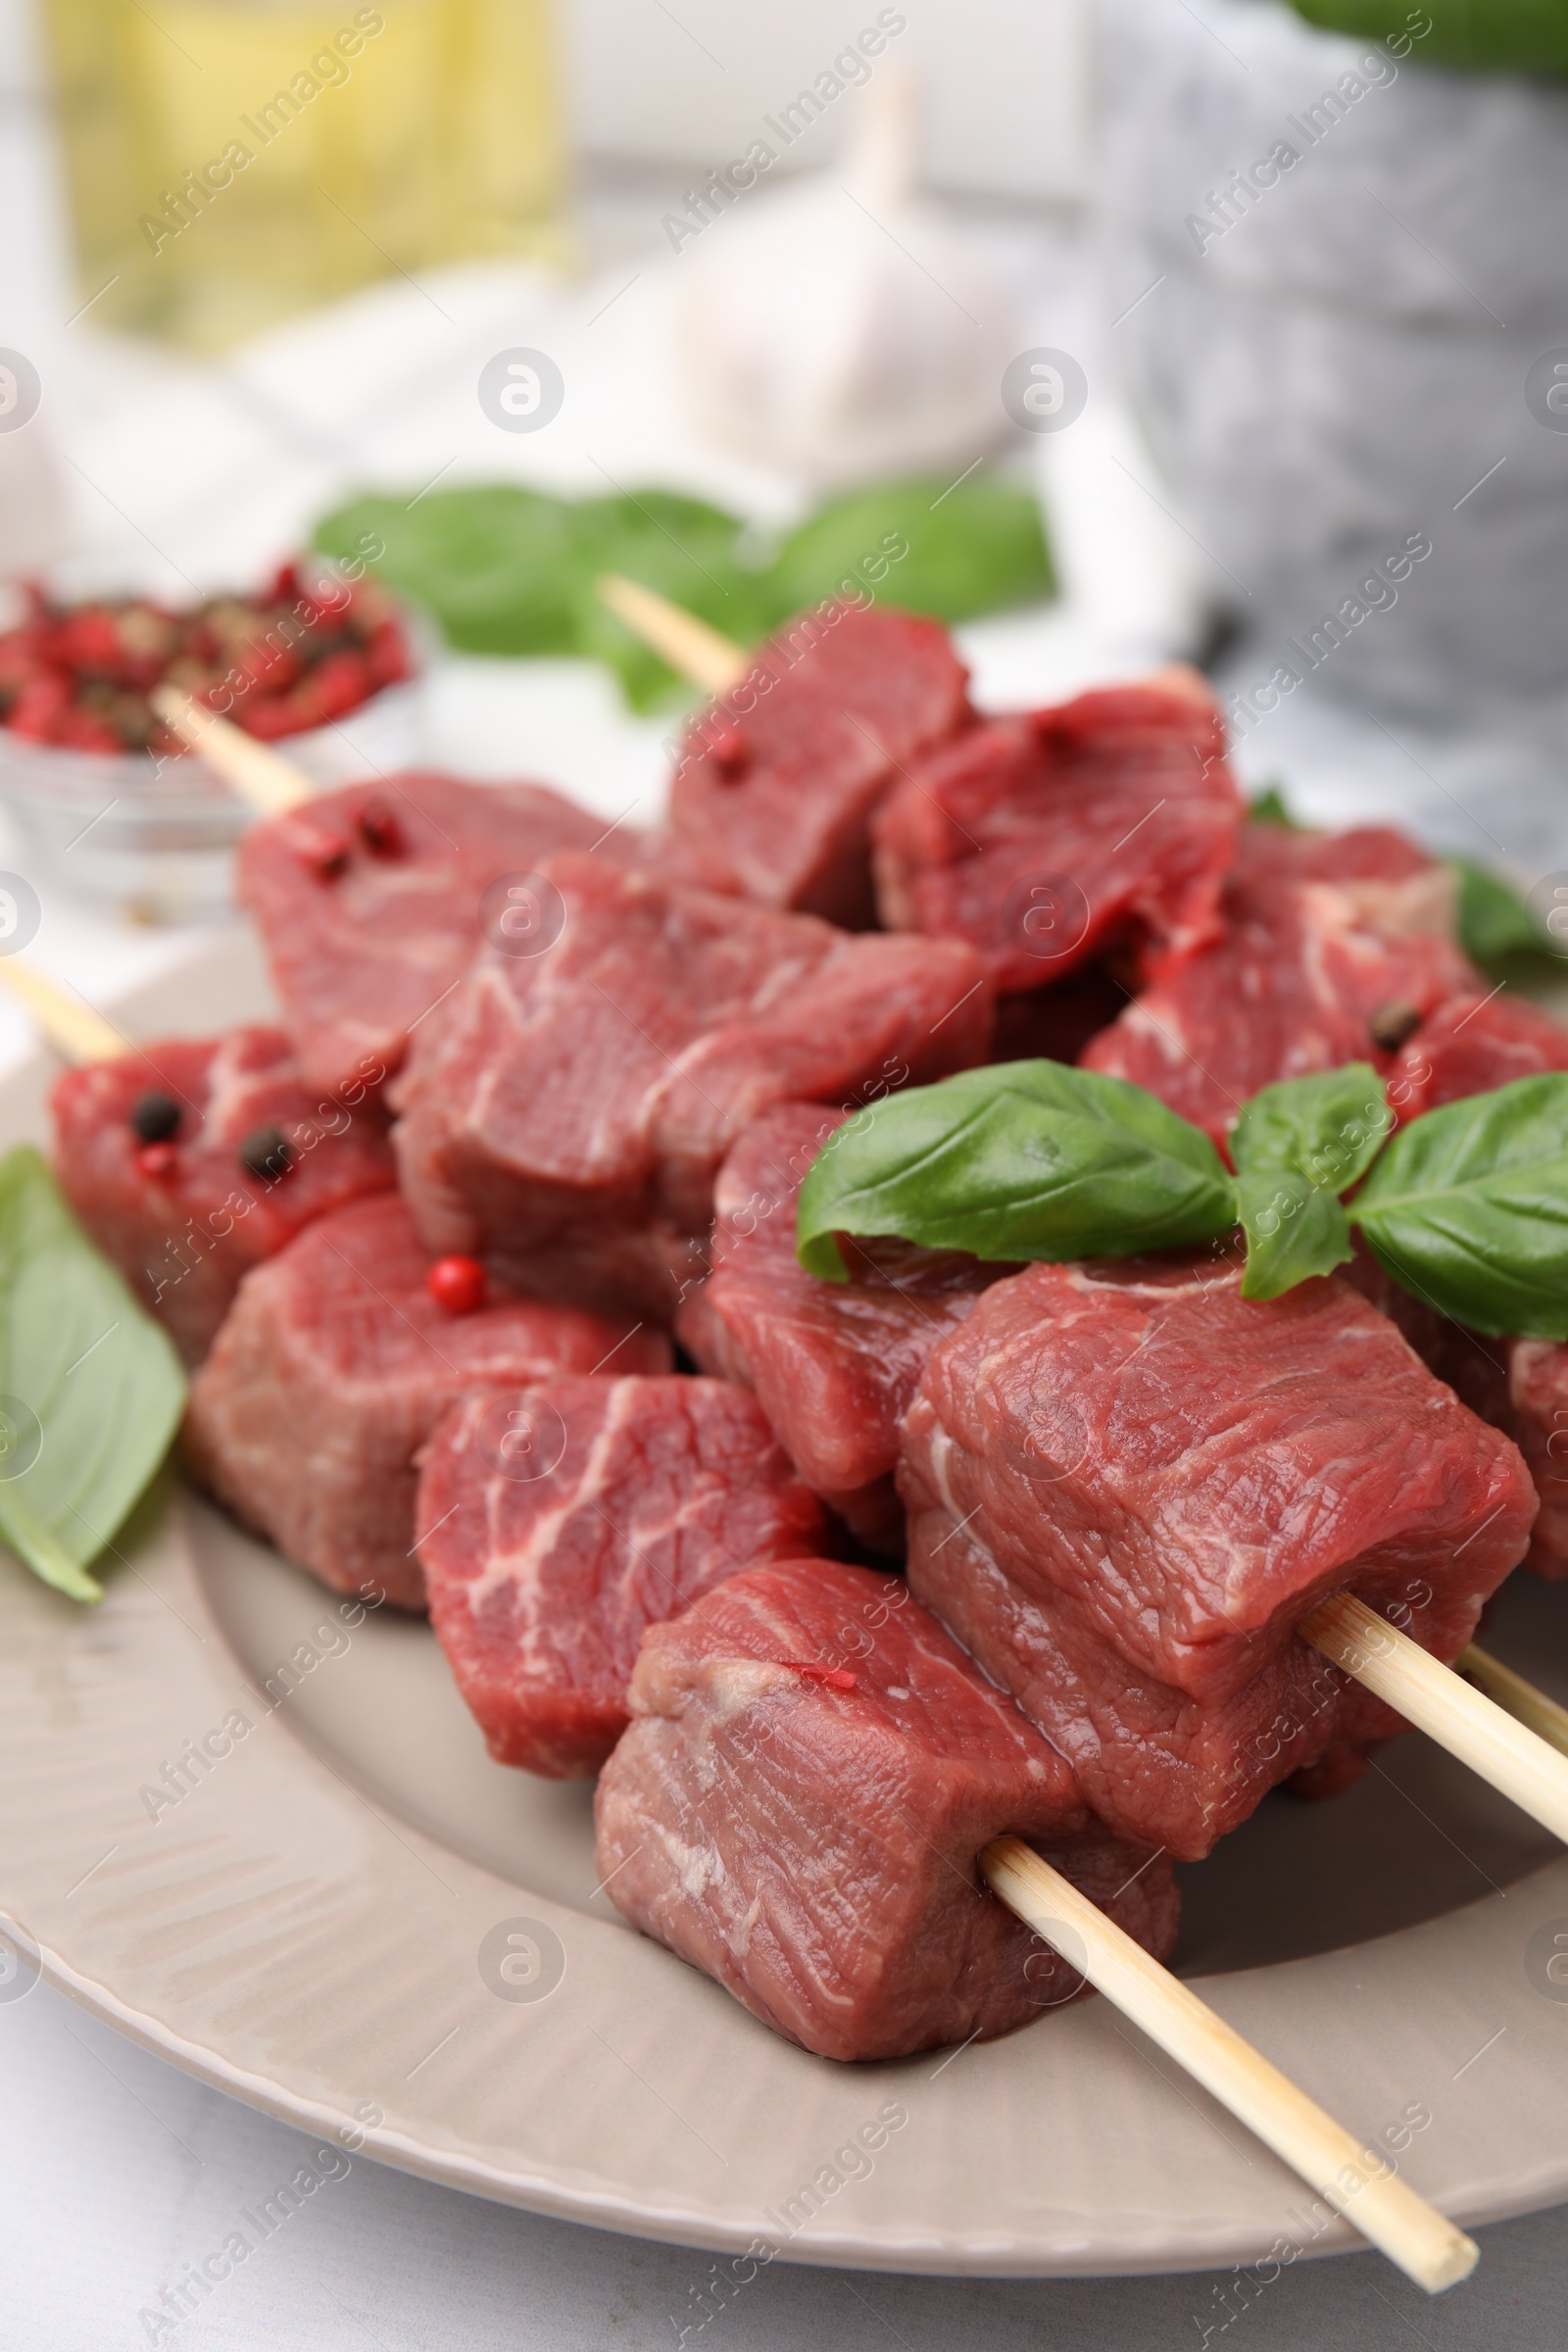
top-left (42, 0), bottom-right (566, 349)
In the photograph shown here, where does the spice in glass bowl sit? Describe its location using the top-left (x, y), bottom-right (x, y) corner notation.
top-left (0, 564), bottom-right (411, 757)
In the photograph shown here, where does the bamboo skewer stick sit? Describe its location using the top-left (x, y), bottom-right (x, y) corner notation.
top-left (0, 960), bottom-right (124, 1064)
top-left (1455, 1642), bottom-right (1568, 1760)
top-left (149, 685), bottom-right (313, 816)
top-left (596, 574), bottom-right (748, 695)
top-left (1303, 1592), bottom-right (1568, 1844)
top-left (983, 1838), bottom-right (1477, 2293)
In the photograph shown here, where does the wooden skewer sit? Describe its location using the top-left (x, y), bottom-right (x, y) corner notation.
top-left (1455, 1641), bottom-right (1568, 1759)
top-left (149, 685), bottom-right (312, 816)
top-left (0, 960), bottom-right (124, 1063)
top-left (983, 1838), bottom-right (1476, 2292)
top-left (1303, 1592), bottom-right (1568, 1844)
top-left (596, 574), bottom-right (748, 695)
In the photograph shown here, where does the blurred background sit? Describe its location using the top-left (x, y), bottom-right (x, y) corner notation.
top-left (0, 0), bottom-right (1565, 968)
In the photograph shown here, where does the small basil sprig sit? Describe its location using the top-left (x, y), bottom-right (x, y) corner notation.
top-left (0, 1147), bottom-right (185, 1601)
top-left (1354, 1075), bottom-right (1568, 1340)
top-left (1229, 1065), bottom-right (1389, 1300)
top-left (795, 1062), bottom-right (1237, 1280)
top-left (794, 1056), bottom-right (1568, 1341)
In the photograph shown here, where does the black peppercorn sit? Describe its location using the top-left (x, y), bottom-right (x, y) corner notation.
top-left (129, 1091), bottom-right (181, 1144)
top-left (1369, 1002), bottom-right (1422, 1052)
top-left (239, 1124), bottom-right (293, 1182)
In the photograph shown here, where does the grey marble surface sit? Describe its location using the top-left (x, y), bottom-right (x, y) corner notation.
top-left (1, 1976), bottom-right (1564, 2352)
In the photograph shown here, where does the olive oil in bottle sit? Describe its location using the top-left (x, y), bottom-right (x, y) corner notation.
top-left (42, 0), bottom-right (566, 349)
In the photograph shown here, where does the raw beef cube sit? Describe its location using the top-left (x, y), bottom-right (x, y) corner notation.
top-left (870, 668), bottom-right (1241, 992)
top-left (596, 1556), bottom-right (1179, 2061)
top-left (392, 853), bottom-right (993, 1321)
top-left (1082, 823), bottom-right (1479, 1147)
top-left (419, 1375), bottom-right (830, 1777)
top-left (1388, 991), bottom-right (1568, 1120)
top-left (236, 770), bottom-right (637, 1098)
top-left (1364, 1271), bottom-right (1568, 1583)
top-left (1229, 819), bottom-right (1447, 896)
top-left (1500, 1345), bottom-right (1568, 1579)
top-left (183, 1195), bottom-right (669, 1610)
top-left (677, 1102), bottom-right (996, 1551)
top-left (1343, 1239), bottom-right (1516, 1452)
top-left (902, 1257), bottom-right (1535, 1857)
top-left (666, 603), bottom-right (971, 928)
top-left (1381, 993), bottom-right (1568, 1575)
top-left (51, 1026), bottom-right (395, 1365)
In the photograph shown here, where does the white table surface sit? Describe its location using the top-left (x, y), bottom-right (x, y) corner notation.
top-left (2, 1968), bottom-right (1565, 2352)
top-left (3, 63), bottom-right (1568, 2342)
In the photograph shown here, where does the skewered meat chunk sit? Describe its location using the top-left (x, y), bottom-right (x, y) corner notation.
top-left (236, 771), bottom-right (640, 1098)
top-left (665, 603), bottom-right (971, 929)
top-left (596, 1556), bottom-right (1178, 2061)
top-left (51, 1026), bottom-right (394, 1365)
top-left (1499, 1344), bottom-right (1568, 1579)
top-left (1081, 823), bottom-right (1479, 1148)
top-left (871, 667), bottom-right (1241, 993)
top-left (902, 1257), bottom-right (1535, 1858)
top-left (183, 1196), bottom-right (669, 1610)
top-left (677, 1102), bottom-right (996, 1551)
top-left (392, 853), bottom-right (994, 1322)
top-left (1388, 990), bottom-right (1568, 1120)
top-left (1379, 992), bottom-right (1568, 1577)
top-left (419, 1375), bottom-right (830, 1777)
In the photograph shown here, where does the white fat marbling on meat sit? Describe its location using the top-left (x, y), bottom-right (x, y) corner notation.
top-left (653, 1825), bottom-right (723, 1901)
top-left (464, 1379), bottom-right (641, 1619)
top-left (201, 1030), bottom-right (292, 1144)
top-left (697, 1657), bottom-right (798, 1721)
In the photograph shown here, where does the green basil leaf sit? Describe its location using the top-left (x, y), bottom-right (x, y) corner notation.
top-left (1230, 1065), bottom-right (1392, 1194)
top-left (0, 1147), bottom-right (185, 1601)
top-left (316, 485), bottom-right (767, 709)
top-left (765, 474), bottom-right (1054, 628)
top-left (1246, 784), bottom-right (1301, 830)
top-left (1285, 1), bottom-right (1568, 77)
top-left (318, 474), bottom-right (1058, 711)
top-left (1236, 1171), bottom-right (1354, 1299)
top-left (796, 1061), bottom-right (1237, 1280)
top-left (316, 487), bottom-right (592, 657)
top-left (1448, 857), bottom-right (1544, 968)
top-left (1351, 1074), bottom-right (1568, 1339)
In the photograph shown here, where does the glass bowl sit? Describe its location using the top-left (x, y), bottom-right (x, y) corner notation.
top-left (0, 615), bottom-right (431, 924)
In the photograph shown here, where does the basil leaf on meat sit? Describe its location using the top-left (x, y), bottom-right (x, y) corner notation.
top-left (1351, 1073), bottom-right (1568, 1339)
top-left (1229, 1068), bottom-right (1389, 1297)
top-left (796, 1061), bottom-right (1237, 1280)
top-left (1235, 1170), bottom-right (1354, 1299)
top-left (1231, 1065), bottom-right (1392, 1194)
top-left (0, 1147), bottom-right (185, 1601)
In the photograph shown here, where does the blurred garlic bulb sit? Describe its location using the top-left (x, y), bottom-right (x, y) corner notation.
top-left (676, 69), bottom-right (1016, 491)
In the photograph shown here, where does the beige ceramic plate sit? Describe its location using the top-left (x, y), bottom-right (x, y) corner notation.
top-left (4, 929), bottom-right (1568, 2278)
